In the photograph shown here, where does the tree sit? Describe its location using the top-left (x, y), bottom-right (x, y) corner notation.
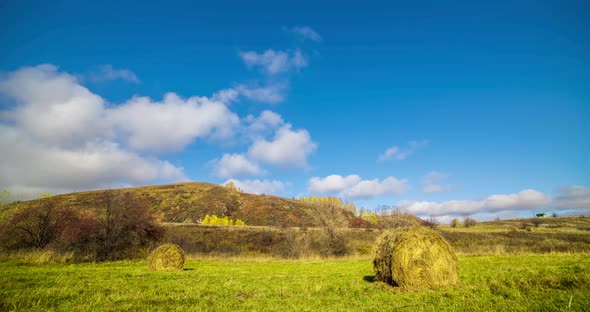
top-left (422, 216), bottom-right (439, 229)
top-left (225, 181), bottom-right (242, 192)
top-left (201, 214), bottom-right (211, 225)
top-left (450, 218), bottom-right (460, 228)
top-left (308, 201), bottom-right (350, 256)
top-left (373, 205), bottom-right (420, 229)
top-left (463, 217), bottom-right (477, 228)
top-left (209, 214), bottom-right (219, 225)
top-left (3, 194), bottom-right (75, 249)
top-left (94, 191), bottom-right (164, 261)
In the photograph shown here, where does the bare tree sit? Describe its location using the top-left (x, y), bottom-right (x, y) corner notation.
top-left (94, 191), bottom-right (164, 261)
top-left (308, 201), bottom-right (349, 256)
top-left (375, 205), bottom-right (421, 229)
top-left (5, 197), bottom-right (74, 249)
top-left (422, 216), bottom-right (439, 229)
top-left (463, 216), bottom-right (477, 228)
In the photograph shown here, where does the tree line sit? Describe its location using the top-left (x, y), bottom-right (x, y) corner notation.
top-left (201, 214), bottom-right (246, 226)
top-left (0, 191), bottom-right (163, 261)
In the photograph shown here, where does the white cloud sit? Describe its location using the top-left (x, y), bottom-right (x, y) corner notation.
top-left (308, 174), bottom-right (409, 199)
top-left (245, 110), bottom-right (285, 133)
top-left (235, 83), bottom-right (286, 104)
top-left (309, 174), bottom-right (361, 194)
top-left (224, 179), bottom-right (285, 195)
top-left (378, 140), bottom-right (430, 161)
top-left (249, 124), bottom-right (317, 167)
top-left (0, 64), bottom-right (257, 198)
top-left (213, 153), bottom-right (263, 178)
top-left (422, 171), bottom-right (452, 193)
top-left (341, 177), bottom-right (410, 199)
top-left (212, 83), bottom-right (287, 104)
top-left (212, 88), bottom-right (240, 103)
top-left (108, 93), bottom-right (239, 152)
top-left (0, 64), bottom-right (320, 199)
top-left (290, 26), bottom-right (322, 42)
top-left (0, 124), bottom-right (186, 198)
top-left (239, 49), bottom-right (307, 75)
top-left (88, 65), bottom-right (140, 83)
top-left (398, 189), bottom-right (550, 217)
top-left (552, 186), bottom-right (590, 211)
top-left (0, 64), bottom-right (108, 148)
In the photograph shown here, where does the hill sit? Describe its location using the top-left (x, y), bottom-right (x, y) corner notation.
top-left (2, 182), bottom-right (317, 227)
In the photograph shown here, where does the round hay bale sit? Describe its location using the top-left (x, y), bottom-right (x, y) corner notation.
top-left (372, 226), bottom-right (459, 290)
top-left (147, 243), bottom-right (185, 271)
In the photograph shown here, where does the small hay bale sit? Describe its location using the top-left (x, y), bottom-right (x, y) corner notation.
top-left (147, 243), bottom-right (185, 271)
top-left (373, 226), bottom-right (459, 290)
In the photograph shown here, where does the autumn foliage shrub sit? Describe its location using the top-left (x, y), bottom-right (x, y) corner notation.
top-left (0, 191), bottom-right (164, 261)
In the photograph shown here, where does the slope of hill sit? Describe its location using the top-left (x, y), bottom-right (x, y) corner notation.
top-left (3, 182), bottom-right (316, 227)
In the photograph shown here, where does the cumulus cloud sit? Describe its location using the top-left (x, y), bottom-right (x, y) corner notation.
top-left (398, 189), bottom-right (550, 217)
top-left (378, 140), bottom-right (430, 161)
top-left (0, 64), bottom-right (108, 148)
top-left (0, 124), bottom-right (186, 197)
top-left (108, 93), bottom-right (239, 152)
top-left (245, 110), bottom-right (285, 133)
top-left (249, 124), bottom-right (317, 167)
top-left (422, 171), bottom-right (452, 193)
top-left (341, 177), bottom-right (410, 199)
top-left (224, 179), bottom-right (285, 195)
top-left (308, 174), bottom-right (409, 199)
top-left (87, 65), bottom-right (140, 83)
top-left (213, 153), bottom-right (263, 179)
top-left (212, 88), bottom-right (240, 103)
top-left (289, 26), bottom-right (322, 42)
top-left (0, 64), bottom-right (257, 198)
top-left (309, 174), bottom-right (361, 194)
top-left (239, 49), bottom-right (307, 75)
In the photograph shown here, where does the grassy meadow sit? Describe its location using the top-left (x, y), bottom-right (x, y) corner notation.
top-left (0, 254), bottom-right (589, 311)
top-left (1, 216), bottom-right (589, 311)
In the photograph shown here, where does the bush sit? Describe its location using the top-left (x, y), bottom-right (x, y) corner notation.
top-left (531, 218), bottom-right (542, 228)
top-left (373, 226), bottom-right (459, 290)
top-left (421, 217), bottom-right (439, 229)
top-left (463, 217), bottom-right (477, 228)
top-left (0, 191), bottom-right (164, 262)
top-left (450, 218), bottom-right (460, 228)
top-left (93, 191), bottom-right (165, 261)
top-left (308, 201), bottom-right (350, 256)
top-left (147, 244), bottom-right (185, 271)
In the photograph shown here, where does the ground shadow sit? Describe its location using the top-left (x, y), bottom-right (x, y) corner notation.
top-left (363, 275), bottom-right (376, 283)
top-left (183, 268), bottom-right (195, 271)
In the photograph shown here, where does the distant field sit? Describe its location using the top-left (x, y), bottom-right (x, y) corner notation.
top-left (1, 254), bottom-right (589, 311)
top-left (165, 217), bottom-right (590, 257)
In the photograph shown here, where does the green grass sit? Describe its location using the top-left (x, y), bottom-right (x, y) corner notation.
top-left (1, 254), bottom-right (589, 311)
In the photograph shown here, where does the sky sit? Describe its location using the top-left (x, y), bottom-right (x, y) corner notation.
top-left (1, 0), bottom-right (589, 221)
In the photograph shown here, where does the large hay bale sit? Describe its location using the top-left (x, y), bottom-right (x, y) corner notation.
top-left (147, 243), bottom-right (185, 271)
top-left (373, 226), bottom-right (459, 290)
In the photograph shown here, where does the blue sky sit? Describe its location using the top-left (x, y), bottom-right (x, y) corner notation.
top-left (1, 0), bottom-right (589, 221)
